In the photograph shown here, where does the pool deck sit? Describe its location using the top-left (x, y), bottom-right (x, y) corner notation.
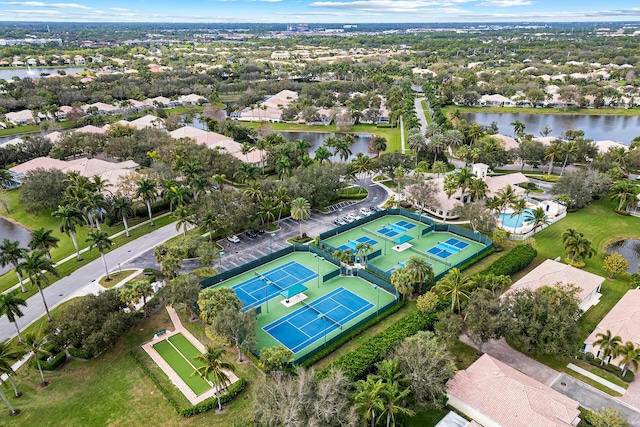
top-left (141, 305), bottom-right (239, 406)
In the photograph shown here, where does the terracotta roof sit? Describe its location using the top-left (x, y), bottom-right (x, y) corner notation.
top-left (75, 125), bottom-right (106, 135)
top-left (504, 259), bottom-right (604, 303)
top-left (10, 156), bottom-right (69, 174)
top-left (447, 354), bottom-right (580, 427)
top-left (494, 134), bottom-right (519, 151)
top-left (585, 289), bottom-right (640, 347)
top-left (232, 148), bottom-right (267, 164)
top-left (44, 131), bottom-right (63, 145)
top-left (169, 126), bottom-right (238, 151)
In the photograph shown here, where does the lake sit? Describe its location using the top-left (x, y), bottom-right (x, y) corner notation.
top-left (0, 67), bottom-right (86, 81)
top-left (461, 112), bottom-right (640, 145)
top-left (0, 216), bottom-right (31, 276)
top-left (607, 239), bottom-right (640, 274)
top-left (278, 131), bottom-right (373, 161)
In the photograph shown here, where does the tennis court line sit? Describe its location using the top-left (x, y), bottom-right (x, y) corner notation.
top-left (166, 336), bottom-right (214, 387)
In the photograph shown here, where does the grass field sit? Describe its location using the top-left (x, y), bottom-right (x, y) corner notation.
top-left (2, 307), bottom-right (259, 426)
top-left (322, 215), bottom-right (487, 279)
top-left (153, 333), bottom-right (212, 395)
top-left (208, 251), bottom-right (396, 361)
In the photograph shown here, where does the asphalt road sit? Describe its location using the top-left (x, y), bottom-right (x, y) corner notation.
top-left (0, 177), bottom-right (390, 342)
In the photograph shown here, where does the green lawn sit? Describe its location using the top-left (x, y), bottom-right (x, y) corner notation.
top-left (404, 407), bottom-right (449, 427)
top-left (443, 105), bottom-right (640, 116)
top-left (153, 334), bottom-right (212, 395)
top-left (2, 306), bottom-right (258, 427)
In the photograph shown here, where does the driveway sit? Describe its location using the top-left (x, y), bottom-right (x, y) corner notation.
top-left (460, 335), bottom-right (640, 424)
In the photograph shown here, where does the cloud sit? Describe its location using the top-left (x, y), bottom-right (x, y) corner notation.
top-left (477, 0), bottom-right (531, 6)
top-left (4, 8), bottom-right (61, 13)
top-left (108, 7), bottom-right (128, 11)
top-left (0, 1), bottom-right (90, 9)
top-left (309, 0), bottom-right (468, 14)
top-left (274, 10), bottom-right (381, 16)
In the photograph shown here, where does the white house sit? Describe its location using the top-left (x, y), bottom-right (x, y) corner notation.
top-left (479, 94), bottom-right (513, 107)
top-left (5, 109), bottom-right (38, 125)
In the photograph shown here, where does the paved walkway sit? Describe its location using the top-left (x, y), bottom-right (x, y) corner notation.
top-left (414, 97), bottom-right (428, 132)
top-left (141, 305), bottom-right (239, 405)
top-left (400, 116), bottom-right (406, 154)
top-left (460, 335), bottom-right (640, 424)
top-left (567, 363), bottom-right (627, 395)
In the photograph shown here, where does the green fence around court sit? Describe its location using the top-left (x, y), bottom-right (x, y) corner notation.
top-left (368, 248), bottom-right (382, 261)
top-left (323, 269), bottom-right (341, 283)
top-left (200, 244), bottom-right (341, 289)
top-left (433, 223), bottom-right (492, 246)
top-left (357, 268), bottom-right (399, 299)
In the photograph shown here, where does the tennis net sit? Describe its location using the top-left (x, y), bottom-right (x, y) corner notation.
top-left (301, 301), bottom-right (342, 329)
top-left (439, 241), bottom-right (460, 253)
top-left (254, 271), bottom-right (284, 291)
top-left (361, 227), bottom-right (393, 244)
top-left (411, 246), bottom-right (450, 266)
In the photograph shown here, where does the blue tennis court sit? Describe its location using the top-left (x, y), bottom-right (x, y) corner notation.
top-left (263, 287), bottom-right (374, 353)
top-left (376, 220), bottom-right (417, 237)
top-left (386, 261), bottom-right (407, 275)
top-left (232, 261), bottom-right (317, 309)
top-left (337, 236), bottom-right (379, 252)
top-left (426, 237), bottom-right (470, 259)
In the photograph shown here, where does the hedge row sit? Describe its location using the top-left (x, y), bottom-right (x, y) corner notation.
top-left (34, 350), bottom-right (67, 371)
top-left (129, 350), bottom-right (247, 417)
top-left (68, 347), bottom-right (94, 360)
top-left (319, 310), bottom-right (436, 381)
top-left (585, 353), bottom-right (635, 382)
top-left (481, 244), bottom-right (537, 277)
top-left (300, 302), bottom-right (404, 368)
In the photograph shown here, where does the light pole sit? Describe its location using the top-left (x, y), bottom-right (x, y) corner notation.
top-left (270, 232), bottom-right (276, 254)
top-left (373, 284), bottom-right (380, 316)
top-left (313, 254), bottom-right (321, 288)
top-left (218, 250), bottom-right (225, 271)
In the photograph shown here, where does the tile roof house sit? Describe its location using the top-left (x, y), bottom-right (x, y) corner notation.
top-left (502, 259), bottom-right (603, 312)
top-left (5, 109), bottom-right (38, 125)
top-left (447, 354), bottom-right (581, 427)
top-left (75, 125), bottom-right (107, 135)
top-left (106, 115), bottom-right (164, 131)
top-left (583, 289), bottom-right (640, 367)
top-left (238, 90), bottom-right (298, 122)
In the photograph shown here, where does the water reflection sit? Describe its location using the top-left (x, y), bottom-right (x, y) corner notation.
top-left (0, 216), bottom-right (31, 275)
top-left (607, 239), bottom-right (640, 273)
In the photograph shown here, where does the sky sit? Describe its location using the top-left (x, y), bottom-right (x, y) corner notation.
top-left (2, 0), bottom-right (640, 24)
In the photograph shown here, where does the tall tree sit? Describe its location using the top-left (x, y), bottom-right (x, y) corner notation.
top-left (404, 255), bottom-right (434, 295)
top-left (135, 177), bottom-right (157, 226)
top-left (353, 377), bottom-right (386, 427)
top-left (464, 289), bottom-right (511, 354)
top-left (191, 346), bottom-right (236, 411)
top-left (112, 196), bottom-right (134, 237)
top-left (17, 250), bottom-right (57, 322)
top-left (129, 280), bottom-right (153, 317)
top-left (0, 340), bottom-right (22, 398)
top-left (212, 306), bottom-right (257, 363)
top-left (24, 332), bottom-right (51, 387)
top-left (290, 197), bottom-right (311, 237)
top-left (435, 268), bottom-right (473, 313)
top-left (86, 230), bottom-right (113, 281)
top-left (617, 342), bottom-right (640, 377)
top-left (28, 228), bottom-right (59, 260)
top-left (509, 198), bottom-right (528, 233)
top-left (0, 291), bottom-right (27, 343)
top-left (390, 268), bottom-right (413, 302)
top-left (52, 204), bottom-right (84, 261)
top-left (0, 239), bottom-right (27, 293)
top-left (593, 330), bottom-right (622, 365)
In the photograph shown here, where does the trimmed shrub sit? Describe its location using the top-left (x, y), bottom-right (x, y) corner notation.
top-left (585, 352), bottom-right (595, 362)
top-left (318, 310), bottom-right (436, 380)
top-left (68, 347), bottom-right (94, 360)
top-left (481, 244), bottom-right (537, 277)
top-left (34, 350), bottom-right (67, 371)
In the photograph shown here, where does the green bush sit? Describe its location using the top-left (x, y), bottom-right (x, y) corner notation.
top-left (481, 244), bottom-right (537, 276)
top-left (585, 352), bottom-right (595, 362)
top-left (34, 350), bottom-right (67, 371)
top-left (614, 209), bottom-right (631, 216)
top-left (300, 302), bottom-right (403, 368)
top-left (68, 347), bottom-right (94, 360)
top-left (318, 310), bottom-right (436, 380)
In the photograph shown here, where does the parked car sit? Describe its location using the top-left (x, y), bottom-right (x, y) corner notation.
top-left (344, 215), bottom-right (355, 223)
top-left (227, 235), bottom-right (240, 243)
top-left (359, 207), bottom-right (372, 216)
top-left (352, 213), bottom-right (363, 221)
top-left (245, 230), bottom-right (258, 238)
top-left (257, 227), bottom-right (265, 234)
top-left (370, 205), bottom-right (383, 212)
top-left (334, 217), bottom-right (347, 226)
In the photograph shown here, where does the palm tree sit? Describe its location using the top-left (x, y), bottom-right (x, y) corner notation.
top-left (273, 187), bottom-right (290, 224)
top-left (429, 132), bottom-right (447, 164)
top-left (191, 346), bottom-right (236, 411)
top-left (275, 155), bottom-right (293, 179)
top-left (258, 197), bottom-right (276, 227)
top-left (212, 173), bottom-right (226, 190)
top-left (530, 207), bottom-right (550, 233)
top-left (0, 239), bottom-right (27, 293)
top-left (0, 340), bottom-right (22, 398)
top-left (333, 138), bottom-right (352, 162)
top-left (0, 291), bottom-right (27, 343)
top-left (355, 242), bottom-right (374, 265)
top-left (17, 250), bottom-right (57, 322)
top-left (435, 268), bottom-right (473, 313)
top-left (372, 135), bottom-right (387, 156)
top-left (381, 382), bottom-right (414, 427)
top-left (86, 231), bottom-right (113, 281)
top-left (135, 177), bottom-right (157, 226)
top-left (544, 142), bottom-right (563, 175)
top-left (609, 179), bottom-right (637, 211)
top-left (468, 178), bottom-right (488, 201)
top-left (510, 119), bottom-right (526, 137)
top-left (593, 330), bottom-right (622, 365)
top-left (509, 198), bottom-right (527, 233)
top-left (234, 162), bottom-right (259, 184)
top-left (28, 228), bottom-right (59, 260)
top-left (404, 255), bottom-right (434, 295)
top-left (559, 141), bottom-right (577, 176)
top-left (432, 160), bottom-right (448, 177)
top-left (244, 181), bottom-right (263, 202)
top-left (23, 332), bottom-right (51, 387)
top-left (561, 228), bottom-right (582, 247)
top-left (496, 184), bottom-right (518, 216)
top-left (352, 152), bottom-right (374, 191)
top-left (353, 377), bottom-right (386, 427)
top-left (314, 146), bottom-right (332, 164)
top-left (173, 205), bottom-right (195, 237)
top-left (290, 197), bottom-right (311, 237)
top-left (0, 169), bottom-right (12, 188)
top-left (563, 232), bottom-right (596, 263)
top-left (617, 341), bottom-right (640, 377)
top-left (130, 280), bottom-right (153, 317)
top-left (407, 130), bottom-right (426, 166)
top-left (394, 166), bottom-right (406, 194)
top-left (189, 175), bottom-right (210, 202)
top-left (182, 159), bottom-right (203, 183)
top-left (455, 167), bottom-right (475, 201)
top-left (52, 204), bottom-right (84, 262)
top-left (112, 196), bottom-right (134, 237)
top-left (198, 211), bottom-right (218, 242)
top-left (78, 191), bottom-right (109, 230)
top-left (390, 268), bottom-right (413, 302)
top-left (163, 185), bottom-right (190, 212)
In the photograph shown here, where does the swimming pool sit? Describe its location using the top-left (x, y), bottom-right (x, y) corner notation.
top-left (499, 208), bottom-right (535, 229)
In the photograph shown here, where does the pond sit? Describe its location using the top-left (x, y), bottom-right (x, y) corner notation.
top-left (0, 216), bottom-right (31, 276)
top-left (0, 67), bottom-right (86, 81)
top-left (461, 112), bottom-right (640, 145)
top-left (278, 131), bottom-right (373, 161)
top-left (606, 238), bottom-right (640, 274)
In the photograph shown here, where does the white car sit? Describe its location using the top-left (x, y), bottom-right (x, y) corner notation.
top-left (359, 207), bottom-right (372, 216)
top-left (226, 235), bottom-right (240, 243)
